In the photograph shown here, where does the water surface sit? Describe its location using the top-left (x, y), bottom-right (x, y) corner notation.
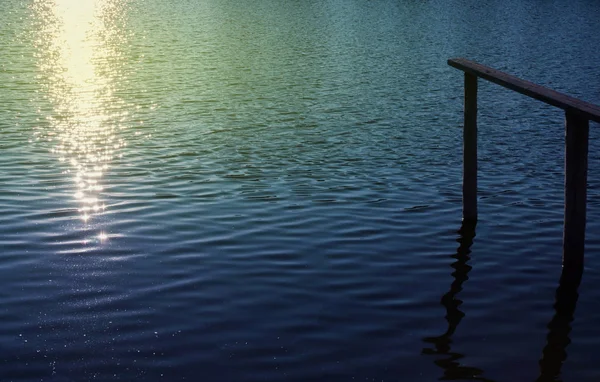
top-left (2, 0), bottom-right (600, 380)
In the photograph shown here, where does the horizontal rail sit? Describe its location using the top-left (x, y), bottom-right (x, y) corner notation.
top-left (448, 58), bottom-right (600, 124)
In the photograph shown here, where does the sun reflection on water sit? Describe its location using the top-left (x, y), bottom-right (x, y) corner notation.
top-left (31, 0), bottom-right (129, 235)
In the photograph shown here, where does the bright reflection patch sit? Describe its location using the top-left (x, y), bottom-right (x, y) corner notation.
top-left (31, 0), bottom-right (128, 237)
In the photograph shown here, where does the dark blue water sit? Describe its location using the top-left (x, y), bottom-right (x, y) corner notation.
top-left (1, 0), bottom-right (600, 380)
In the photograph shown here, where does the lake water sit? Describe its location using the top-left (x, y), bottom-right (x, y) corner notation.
top-left (2, 0), bottom-right (600, 380)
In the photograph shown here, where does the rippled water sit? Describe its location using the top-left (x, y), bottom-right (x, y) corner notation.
top-left (2, 0), bottom-right (600, 380)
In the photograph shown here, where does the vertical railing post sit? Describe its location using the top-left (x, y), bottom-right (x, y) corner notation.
top-left (563, 110), bottom-right (589, 273)
top-left (463, 73), bottom-right (478, 222)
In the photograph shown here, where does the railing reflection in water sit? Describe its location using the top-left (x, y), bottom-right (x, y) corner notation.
top-left (537, 251), bottom-right (582, 382)
top-left (423, 221), bottom-right (583, 381)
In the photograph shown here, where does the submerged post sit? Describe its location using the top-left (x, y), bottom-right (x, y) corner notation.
top-left (463, 73), bottom-right (478, 222)
top-left (564, 111), bottom-right (589, 271)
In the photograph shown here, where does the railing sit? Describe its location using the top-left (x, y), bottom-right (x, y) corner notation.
top-left (448, 58), bottom-right (600, 273)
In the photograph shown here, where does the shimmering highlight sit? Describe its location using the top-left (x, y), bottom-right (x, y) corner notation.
top-left (31, 0), bottom-right (128, 229)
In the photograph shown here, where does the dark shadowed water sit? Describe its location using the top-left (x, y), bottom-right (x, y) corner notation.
top-left (1, 0), bottom-right (600, 380)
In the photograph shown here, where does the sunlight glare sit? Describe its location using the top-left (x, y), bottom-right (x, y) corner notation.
top-left (32, 0), bottom-right (127, 229)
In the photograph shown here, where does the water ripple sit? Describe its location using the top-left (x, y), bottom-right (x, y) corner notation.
top-left (1, 0), bottom-right (600, 380)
